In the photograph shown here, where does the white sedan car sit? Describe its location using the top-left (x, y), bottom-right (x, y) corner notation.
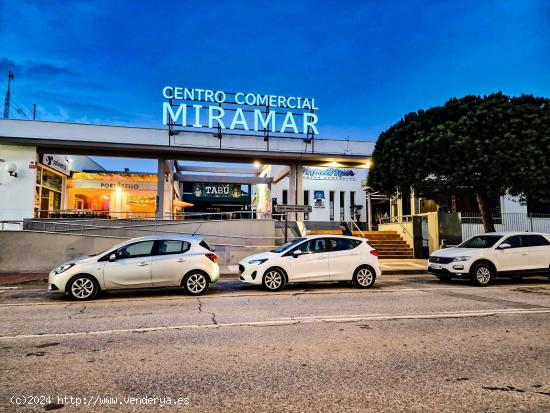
top-left (239, 235), bottom-right (381, 291)
top-left (49, 235), bottom-right (220, 300)
top-left (429, 232), bottom-right (550, 286)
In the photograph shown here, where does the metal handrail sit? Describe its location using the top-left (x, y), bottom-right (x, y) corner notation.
top-left (31, 209), bottom-right (287, 220)
top-left (348, 219), bottom-right (366, 238)
top-left (378, 214), bottom-right (415, 240)
top-left (20, 219), bottom-right (295, 240)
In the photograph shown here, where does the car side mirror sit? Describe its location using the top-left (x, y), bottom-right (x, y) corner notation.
top-left (498, 243), bottom-right (511, 250)
top-left (109, 253), bottom-right (117, 262)
top-left (210, 246), bottom-right (216, 252)
top-left (293, 249), bottom-right (303, 258)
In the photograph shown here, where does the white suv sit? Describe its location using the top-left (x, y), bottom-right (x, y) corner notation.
top-left (48, 235), bottom-right (220, 300)
top-left (239, 235), bottom-right (381, 291)
top-left (428, 232), bottom-right (550, 286)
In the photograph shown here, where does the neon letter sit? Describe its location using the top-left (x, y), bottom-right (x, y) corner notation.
top-left (280, 112), bottom-right (298, 133)
top-left (208, 106), bottom-right (226, 128)
top-left (162, 103), bottom-right (186, 125)
top-left (230, 108), bottom-right (249, 130)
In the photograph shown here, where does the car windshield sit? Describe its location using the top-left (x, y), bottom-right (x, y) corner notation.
top-left (457, 235), bottom-right (502, 248)
top-left (271, 238), bottom-right (305, 253)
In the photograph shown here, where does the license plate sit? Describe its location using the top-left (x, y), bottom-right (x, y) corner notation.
top-left (431, 264), bottom-right (442, 270)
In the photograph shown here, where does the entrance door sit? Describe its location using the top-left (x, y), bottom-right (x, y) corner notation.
top-left (103, 240), bottom-right (155, 289)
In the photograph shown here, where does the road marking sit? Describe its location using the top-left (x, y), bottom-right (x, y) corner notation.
top-left (0, 284), bottom-right (548, 307)
top-left (1, 307), bottom-right (549, 340)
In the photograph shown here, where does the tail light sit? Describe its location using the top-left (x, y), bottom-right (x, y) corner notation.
top-left (370, 250), bottom-right (379, 257)
top-left (206, 253), bottom-right (218, 263)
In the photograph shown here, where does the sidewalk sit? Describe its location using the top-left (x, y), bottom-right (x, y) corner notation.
top-left (379, 259), bottom-right (428, 275)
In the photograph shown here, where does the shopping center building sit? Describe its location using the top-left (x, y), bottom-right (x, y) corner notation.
top-left (0, 119), bottom-right (375, 227)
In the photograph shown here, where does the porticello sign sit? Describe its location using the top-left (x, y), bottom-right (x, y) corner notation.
top-left (162, 87), bottom-right (319, 135)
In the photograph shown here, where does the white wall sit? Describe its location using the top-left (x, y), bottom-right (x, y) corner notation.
top-left (500, 195), bottom-right (528, 214)
top-left (0, 145), bottom-right (38, 221)
top-left (271, 166), bottom-right (368, 223)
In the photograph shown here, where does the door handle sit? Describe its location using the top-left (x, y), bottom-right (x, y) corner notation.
top-left (521, 253), bottom-right (528, 256)
top-left (138, 262), bottom-right (149, 266)
top-left (177, 259), bottom-right (186, 263)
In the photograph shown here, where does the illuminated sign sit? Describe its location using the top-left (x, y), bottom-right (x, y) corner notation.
top-left (303, 167), bottom-right (356, 180)
top-left (162, 87), bottom-right (319, 135)
top-left (183, 183), bottom-right (250, 203)
top-left (68, 180), bottom-right (157, 191)
top-left (42, 154), bottom-right (70, 176)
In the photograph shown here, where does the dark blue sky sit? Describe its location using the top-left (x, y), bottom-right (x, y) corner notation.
top-left (1, 0), bottom-right (549, 171)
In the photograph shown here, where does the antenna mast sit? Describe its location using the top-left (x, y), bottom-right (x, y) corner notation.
top-left (3, 71), bottom-right (14, 119)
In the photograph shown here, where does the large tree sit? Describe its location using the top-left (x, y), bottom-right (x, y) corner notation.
top-left (367, 93), bottom-right (550, 232)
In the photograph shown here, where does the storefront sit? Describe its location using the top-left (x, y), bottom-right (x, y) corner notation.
top-left (34, 155), bottom-right (70, 218)
top-left (66, 172), bottom-right (158, 218)
top-left (181, 182), bottom-right (251, 214)
top-left (271, 166), bottom-right (369, 225)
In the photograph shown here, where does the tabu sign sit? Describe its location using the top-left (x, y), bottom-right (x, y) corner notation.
top-left (162, 87), bottom-right (319, 135)
top-left (185, 183), bottom-right (250, 202)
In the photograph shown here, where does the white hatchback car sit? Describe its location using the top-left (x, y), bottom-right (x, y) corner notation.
top-left (49, 235), bottom-right (220, 300)
top-left (239, 235), bottom-right (381, 291)
top-left (429, 232), bottom-right (550, 286)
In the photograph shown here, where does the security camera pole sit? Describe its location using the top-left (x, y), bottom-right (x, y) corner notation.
top-left (3, 71), bottom-right (14, 119)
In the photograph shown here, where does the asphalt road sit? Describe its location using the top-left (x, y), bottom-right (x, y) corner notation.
top-left (1, 274), bottom-right (549, 412)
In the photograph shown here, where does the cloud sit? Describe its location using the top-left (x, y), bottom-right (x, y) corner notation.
top-left (0, 57), bottom-right (77, 78)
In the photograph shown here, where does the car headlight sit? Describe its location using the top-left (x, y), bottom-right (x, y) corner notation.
top-left (248, 259), bottom-right (268, 265)
top-left (54, 263), bottom-right (75, 274)
top-left (452, 256), bottom-right (470, 262)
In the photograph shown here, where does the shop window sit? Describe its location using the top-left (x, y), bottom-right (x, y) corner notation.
top-left (339, 191), bottom-right (345, 221)
top-left (303, 190), bottom-right (310, 220)
top-left (282, 190), bottom-right (288, 205)
top-left (329, 191), bottom-right (335, 221)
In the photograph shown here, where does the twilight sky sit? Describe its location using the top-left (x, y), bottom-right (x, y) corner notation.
top-left (1, 0), bottom-right (549, 171)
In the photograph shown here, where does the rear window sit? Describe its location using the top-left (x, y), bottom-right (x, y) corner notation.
top-left (328, 238), bottom-right (362, 251)
top-left (199, 240), bottom-right (214, 251)
top-left (156, 240), bottom-right (191, 255)
top-left (523, 234), bottom-right (550, 247)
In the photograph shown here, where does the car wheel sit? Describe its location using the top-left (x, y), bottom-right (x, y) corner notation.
top-left (67, 275), bottom-right (99, 300)
top-left (471, 263), bottom-right (494, 287)
top-left (183, 272), bottom-right (209, 295)
top-left (262, 268), bottom-right (286, 291)
top-left (436, 274), bottom-right (452, 282)
top-left (353, 266), bottom-right (376, 289)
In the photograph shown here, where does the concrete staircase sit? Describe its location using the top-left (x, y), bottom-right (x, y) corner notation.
top-left (308, 230), bottom-right (414, 259)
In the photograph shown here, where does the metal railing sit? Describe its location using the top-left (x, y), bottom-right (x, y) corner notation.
top-left (31, 209), bottom-right (285, 221)
top-left (348, 219), bottom-right (366, 238)
top-left (0, 221), bottom-right (23, 230)
top-left (1, 210), bottom-right (302, 248)
top-left (378, 215), bottom-right (414, 224)
top-left (460, 212), bottom-right (550, 240)
top-left (377, 214), bottom-right (415, 240)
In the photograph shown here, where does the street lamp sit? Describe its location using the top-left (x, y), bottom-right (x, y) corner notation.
top-left (6, 162), bottom-right (17, 178)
